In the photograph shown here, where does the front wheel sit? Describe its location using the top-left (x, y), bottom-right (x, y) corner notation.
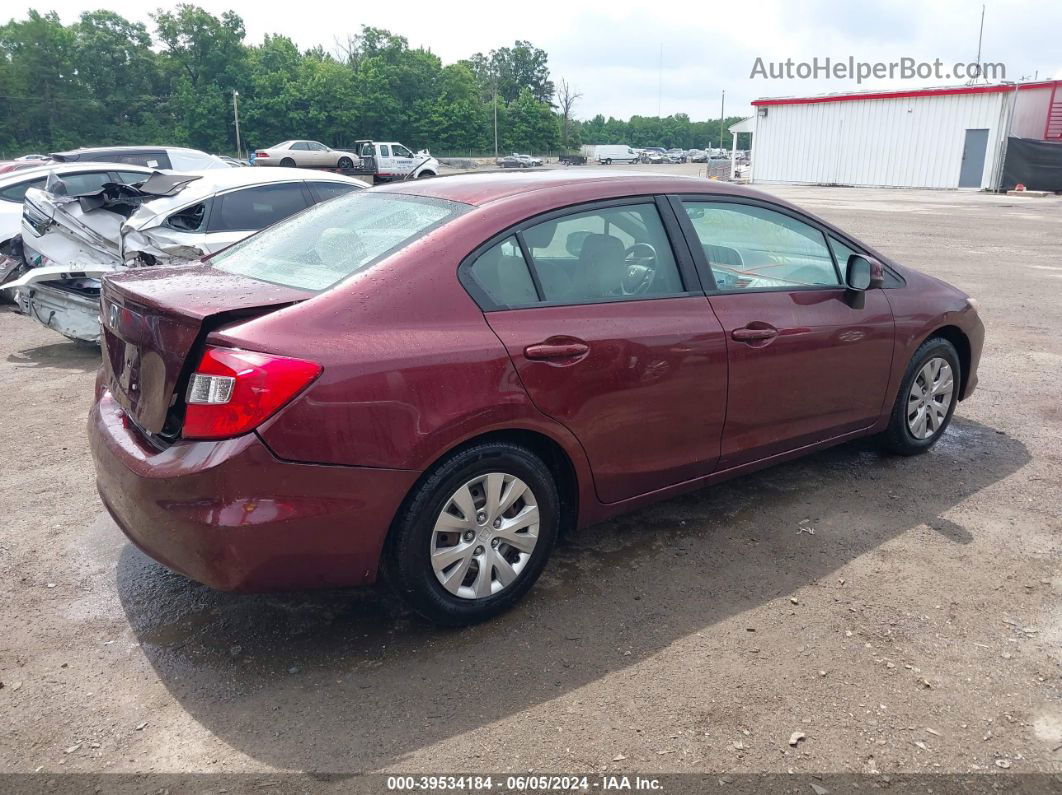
top-left (604, 158), bottom-right (612, 165)
top-left (386, 442), bottom-right (560, 626)
top-left (414, 170), bottom-right (435, 179)
top-left (880, 337), bottom-right (961, 455)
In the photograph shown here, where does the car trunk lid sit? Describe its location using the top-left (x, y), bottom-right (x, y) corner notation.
top-left (101, 263), bottom-right (312, 436)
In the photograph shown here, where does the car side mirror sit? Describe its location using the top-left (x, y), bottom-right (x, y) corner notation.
top-left (845, 254), bottom-right (885, 291)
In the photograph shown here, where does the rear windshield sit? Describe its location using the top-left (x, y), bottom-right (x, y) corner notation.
top-left (211, 192), bottom-right (466, 291)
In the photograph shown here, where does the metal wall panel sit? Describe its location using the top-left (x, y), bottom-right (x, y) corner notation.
top-left (1010, 86), bottom-right (1052, 139)
top-left (751, 91), bottom-right (1008, 189)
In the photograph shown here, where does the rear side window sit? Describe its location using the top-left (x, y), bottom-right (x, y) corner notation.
top-left (211, 192), bottom-right (466, 291)
top-left (110, 152), bottom-right (169, 169)
top-left (114, 170), bottom-right (149, 184)
top-left (467, 237), bottom-right (539, 309)
top-left (682, 201), bottom-right (840, 290)
top-left (522, 204), bottom-right (684, 303)
top-left (0, 177), bottom-right (46, 203)
top-left (308, 181), bottom-right (362, 203)
top-left (210, 183), bottom-right (309, 232)
top-left (55, 171), bottom-right (115, 196)
top-left (166, 202), bottom-right (208, 232)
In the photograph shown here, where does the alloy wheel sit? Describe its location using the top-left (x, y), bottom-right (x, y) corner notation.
top-left (906, 357), bottom-right (955, 439)
top-left (430, 473), bottom-right (539, 600)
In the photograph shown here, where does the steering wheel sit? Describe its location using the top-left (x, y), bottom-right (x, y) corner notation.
top-left (620, 243), bottom-right (658, 295)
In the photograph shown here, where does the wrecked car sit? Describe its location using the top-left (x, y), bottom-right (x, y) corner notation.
top-left (4, 167), bottom-right (365, 342)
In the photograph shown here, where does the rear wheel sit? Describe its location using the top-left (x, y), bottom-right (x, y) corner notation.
top-left (337, 156), bottom-right (353, 169)
top-left (386, 442), bottom-right (559, 626)
top-left (279, 157), bottom-right (295, 167)
top-left (605, 158), bottom-right (612, 165)
top-left (881, 337), bottom-right (960, 455)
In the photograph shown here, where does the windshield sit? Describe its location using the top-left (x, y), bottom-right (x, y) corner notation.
top-left (211, 192), bottom-right (467, 291)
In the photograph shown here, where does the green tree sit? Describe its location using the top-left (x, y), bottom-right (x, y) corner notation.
top-left (152, 4), bottom-right (248, 152)
top-left (0, 11), bottom-right (81, 151)
top-left (72, 11), bottom-right (163, 144)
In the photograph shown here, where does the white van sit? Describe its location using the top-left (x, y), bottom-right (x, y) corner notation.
top-left (593, 145), bottom-right (639, 165)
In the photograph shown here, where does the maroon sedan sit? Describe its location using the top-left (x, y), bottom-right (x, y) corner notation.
top-left (89, 172), bottom-right (983, 625)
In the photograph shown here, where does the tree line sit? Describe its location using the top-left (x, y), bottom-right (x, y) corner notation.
top-left (0, 5), bottom-right (749, 158)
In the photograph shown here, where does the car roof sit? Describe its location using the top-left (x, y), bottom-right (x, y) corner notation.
top-left (0, 161), bottom-right (152, 185)
top-left (163, 166), bottom-right (364, 199)
top-left (50, 146), bottom-right (205, 157)
top-left (373, 169), bottom-right (773, 207)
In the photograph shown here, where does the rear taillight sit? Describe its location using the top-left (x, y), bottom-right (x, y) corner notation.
top-left (183, 346), bottom-right (321, 440)
top-left (255, 151), bottom-right (269, 157)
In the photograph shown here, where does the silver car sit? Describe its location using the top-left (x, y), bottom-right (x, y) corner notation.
top-left (253, 140), bottom-right (360, 169)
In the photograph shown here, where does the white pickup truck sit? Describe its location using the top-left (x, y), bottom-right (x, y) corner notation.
top-left (352, 141), bottom-right (439, 183)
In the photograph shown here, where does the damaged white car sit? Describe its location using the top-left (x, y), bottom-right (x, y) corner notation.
top-left (4, 167), bottom-right (365, 342)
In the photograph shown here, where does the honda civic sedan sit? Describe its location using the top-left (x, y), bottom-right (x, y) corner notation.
top-left (89, 171), bottom-right (983, 625)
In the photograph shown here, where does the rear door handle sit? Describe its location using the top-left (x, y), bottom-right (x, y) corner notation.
top-left (524, 341), bottom-right (590, 360)
top-left (731, 325), bottom-right (779, 342)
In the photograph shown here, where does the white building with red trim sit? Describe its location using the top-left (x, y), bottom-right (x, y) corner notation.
top-left (747, 80), bottom-right (1062, 190)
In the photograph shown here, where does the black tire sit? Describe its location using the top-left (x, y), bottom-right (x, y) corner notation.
top-left (605, 158), bottom-right (612, 165)
top-left (337, 156), bottom-right (353, 169)
top-left (880, 336), bottom-right (961, 455)
top-left (386, 442), bottom-right (560, 626)
top-left (415, 170), bottom-right (435, 179)
top-left (279, 157), bottom-right (296, 167)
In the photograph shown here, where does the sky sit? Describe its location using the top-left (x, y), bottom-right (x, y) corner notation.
top-left (12, 0), bottom-right (1062, 122)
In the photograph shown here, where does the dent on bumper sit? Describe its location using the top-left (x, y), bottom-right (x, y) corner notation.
top-left (89, 392), bottom-right (419, 591)
top-left (17, 284), bottom-right (102, 343)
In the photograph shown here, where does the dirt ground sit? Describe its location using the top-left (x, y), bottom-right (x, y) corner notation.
top-left (1, 174), bottom-right (1060, 783)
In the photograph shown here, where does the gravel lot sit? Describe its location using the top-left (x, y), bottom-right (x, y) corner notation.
top-left (1, 175), bottom-right (1060, 782)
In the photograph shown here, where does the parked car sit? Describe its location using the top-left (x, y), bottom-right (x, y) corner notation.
top-left (0, 160), bottom-right (42, 176)
top-left (687, 149), bottom-right (708, 163)
top-left (496, 154), bottom-right (541, 168)
top-left (6, 168), bottom-right (364, 342)
top-left (15, 154), bottom-right (49, 161)
top-left (253, 140), bottom-right (361, 170)
top-left (639, 147), bottom-right (667, 164)
top-left (495, 155), bottom-right (530, 169)
top-left (216, 155), bottom-right (249, 168)
top-left (50, 146), bottom-right (230, 171)
top-left (88, 171), bottom-right (983, 626)
top-left (666, 148), bottom-right (687, 163)
top-left (0, 162), bottom-right (153, 248)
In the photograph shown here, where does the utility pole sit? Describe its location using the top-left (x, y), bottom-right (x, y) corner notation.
top-left (493, 82), bottom-right (499, 158)
top-left (719, 89), bottom-right (726, 157)
top-left (971, 4), bottom-right (986, 83)
top-left (232, 90), bottom-right (242, 160)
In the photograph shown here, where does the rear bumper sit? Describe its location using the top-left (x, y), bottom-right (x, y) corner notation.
top-left (16, 283), bottom-right (101, 342)
top-left (89, 392), bottom-right (419, 591)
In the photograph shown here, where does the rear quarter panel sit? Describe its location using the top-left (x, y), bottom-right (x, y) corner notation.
top-left (209, 206), bottom-right (598, 509)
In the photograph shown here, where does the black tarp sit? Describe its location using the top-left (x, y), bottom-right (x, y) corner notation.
top-left (1000, 137), bottom-right (1062, 192)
